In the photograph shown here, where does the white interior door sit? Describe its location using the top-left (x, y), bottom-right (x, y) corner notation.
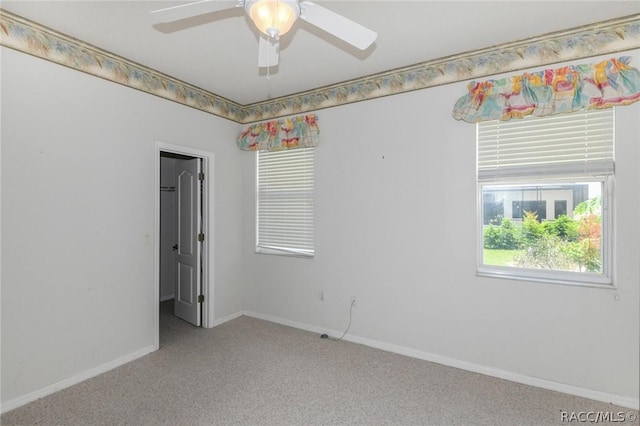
top-left (159, 157), bottom-right (177, 301)
top-left (174, 158), bottom-right (202, 326)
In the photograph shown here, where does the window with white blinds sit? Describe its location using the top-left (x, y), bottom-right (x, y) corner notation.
top-left (257, 148), bottom-right (314, 257)
top-left (478, 108), bottom-right (614, 182)
top-left (477, 108), bottom-right (615, 286)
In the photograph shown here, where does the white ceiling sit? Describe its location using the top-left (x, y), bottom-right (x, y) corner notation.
top-left (3, 1), bottom-right (640, 105)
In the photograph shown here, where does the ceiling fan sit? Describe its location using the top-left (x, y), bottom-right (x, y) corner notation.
top-left (151, 0), bottom-right (377, 69)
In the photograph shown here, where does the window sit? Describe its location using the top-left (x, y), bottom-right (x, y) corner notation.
top-left (257, 148), bottom-right (314, 257)
top-left (477, 109), bottom-right (614, 286)
top-left (554, 200), bottom-right (567, 218)
top-left (483, 195), bottom-right (504, 225)
top-left (512, 200), bottom-right (546, 220)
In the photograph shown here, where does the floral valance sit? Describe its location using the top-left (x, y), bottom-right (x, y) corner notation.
top-left (452, 57), bottom-right (640, 123)
top-left (237, 114), bottom-right (319, 151)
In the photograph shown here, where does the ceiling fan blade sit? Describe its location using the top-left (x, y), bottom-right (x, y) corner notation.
top-left (151, 0), bottom-right (241, 24)
top-left (299, 1), bottom-right (377, 50)
top-left (258, 35), bottom-right (279, 68)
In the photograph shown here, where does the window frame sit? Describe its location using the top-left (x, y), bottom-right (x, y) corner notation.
top-left (255, 147), bottom-right (315, 258)
top-left (477, 175), bottom-right (614, 288)
top-left (475, 108), bottom-right (616, 288)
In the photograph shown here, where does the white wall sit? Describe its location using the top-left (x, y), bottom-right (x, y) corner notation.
top-left (1, 47), bottom-right (245, 405)
top-left (242, 51), bottom-right (640, 405)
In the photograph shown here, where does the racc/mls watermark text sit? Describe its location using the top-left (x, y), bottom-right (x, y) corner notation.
top-left (560, 410), bottom-right (638, 423)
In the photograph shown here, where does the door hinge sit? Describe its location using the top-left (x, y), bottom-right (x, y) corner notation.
top-left (198, 294), bottom-right (204, 303)
top-left (198, 172), bottom-right (205, 181)
top-left (198, 233), bottom-right (205, 242)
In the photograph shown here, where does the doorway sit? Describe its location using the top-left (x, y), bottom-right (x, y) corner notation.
top-left (160, 151), bottom-right (203, 326)
top-left (154, 142), bottom-right (215, 350)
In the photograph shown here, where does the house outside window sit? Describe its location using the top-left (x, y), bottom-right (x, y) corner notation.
top-left (477, 109), bottom-right (614, 286)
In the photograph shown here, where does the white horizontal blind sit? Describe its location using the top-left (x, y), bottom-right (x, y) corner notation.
top-left (257, 148), bottom-right (314, 256)
top-left (478, 109), bottom-right (614, 181)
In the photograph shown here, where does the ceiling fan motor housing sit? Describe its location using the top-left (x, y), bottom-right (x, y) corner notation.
top-left (245, 0), bottom-right (301, 37)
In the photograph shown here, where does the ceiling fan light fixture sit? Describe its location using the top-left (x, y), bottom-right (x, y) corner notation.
top-left (246, 0), bottom-right (300, 37)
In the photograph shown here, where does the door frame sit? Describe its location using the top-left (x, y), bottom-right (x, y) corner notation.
top-left (154, 141), bottom-right (215, 350)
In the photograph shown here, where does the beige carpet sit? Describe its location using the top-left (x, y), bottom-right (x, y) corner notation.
top-left (2, 301), bottom-right (638, 425)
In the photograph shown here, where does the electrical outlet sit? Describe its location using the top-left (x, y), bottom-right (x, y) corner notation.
top-left (351, 296), bottom-right (357, 306)
top-left (320, 291), bottom-right (325, 302)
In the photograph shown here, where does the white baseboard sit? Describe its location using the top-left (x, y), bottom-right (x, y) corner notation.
top-left (1, 312), bottom-right (243, 413)
top-left (212, 310), bottom-right (243, 327)
top-left (1, 345), bottom-right (156, 414)
top-left (245, 310), bottom-right (329, 336)
top-left (159, 294), bottom-right (175, 302)
top-left (243, 311), bottom-right (639, 410)
top-left (4, 313), bottom-right (637, 414)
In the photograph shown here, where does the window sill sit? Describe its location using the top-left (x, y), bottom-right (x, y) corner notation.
top-left (477, 266), bottom-right (614, 289)
top-left (255, 246), bottom-right (314, 259)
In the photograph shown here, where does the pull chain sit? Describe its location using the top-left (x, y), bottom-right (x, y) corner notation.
top-left (266, 33), bottom-right (272, 79)
top-left (267, 0), bottom-right (279, 79)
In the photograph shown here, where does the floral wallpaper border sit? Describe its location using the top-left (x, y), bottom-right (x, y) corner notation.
top-left (1, 9), bottom-right (639, 124)
top-left (0, 10), bottom-right (246, 122)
